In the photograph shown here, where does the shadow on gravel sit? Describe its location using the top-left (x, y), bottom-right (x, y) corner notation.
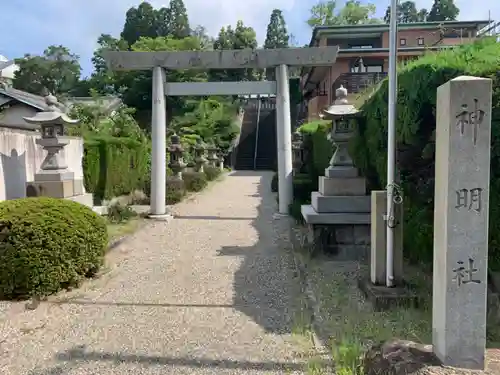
top-left (53, 344), bottom-right (303, 372)
top-left (217, 171), bottom-right (295, 334)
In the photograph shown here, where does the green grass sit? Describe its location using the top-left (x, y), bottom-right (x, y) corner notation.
top-left (107, 218), bottom-right (141, 241)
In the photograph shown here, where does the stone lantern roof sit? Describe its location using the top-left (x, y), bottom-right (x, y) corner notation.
top-left (322, 85), bottom-right (360, 119)
top-left (23, 94), bottom-right (79, 125)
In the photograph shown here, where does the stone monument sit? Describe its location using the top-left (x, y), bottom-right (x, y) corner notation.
top-left (301, 86), bottom-right (370, 259)
top-left (23, 94), bottom-right (93, 207)
top-left (432, 76), bottom-right (492, 370)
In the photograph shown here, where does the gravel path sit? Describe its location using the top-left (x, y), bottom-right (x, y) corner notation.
top-left (0, 171), bottom-right (307, 375)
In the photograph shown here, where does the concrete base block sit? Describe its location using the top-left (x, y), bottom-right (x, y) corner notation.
top-left (311, 192), bottom-right (370, 213)
top-left (324, 166), bottom-right (359, 178)
top-left (73, 179), bottom-right (85, 196)
top-left (66, 193), bottom-right (93, 208)
top-left (358, 278), bottom-right (420, 311)
top-left (319, 176), bottom-right (366, 196)
top-left (305, 223), bottom-right (370, 261)
top-left (28, 180), bottom-right (74, 198)
top-left (301, 204), bottom-right (370, 225)
top-left (370, 190), bottom-right (404, 285)
top-left (148, 213), bottom-right (173, 221)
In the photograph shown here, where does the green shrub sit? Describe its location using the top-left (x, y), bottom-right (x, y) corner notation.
top-left (289, 200), bottom-right (305, 223)
top-left (204, 165), bottom-right (221, 181)
top-left (271, 172), bottom-right (278, 192)
top-left (107, 202), bottom-right (137, 223)
top-left (293, 174), bottom-right (314, 202)
top-left (166, 178), bottom-right (187, 204)
top-left (299, 120), bottom-right (332, 186)
top-left (83, 136), bottom-right (150, 202)
top-left (350, 38), bottom-right (500, 269)
top-left (183, 171), bottom-right (208, 192)
top-left (0, 198), bottom-right (108, 299)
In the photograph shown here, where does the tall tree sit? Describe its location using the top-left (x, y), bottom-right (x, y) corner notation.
top-left (92, 34), bottom-right (129, 74)
top-left (121, 2), bottom-right (158, 47)
top-left (427, 0), bottom-right (459, 21)
top-left (156, 7), bottom-right (171, 37)
top-left (13, 45), bottom-right (81, 96)
top-left (191, 25), bottom-right (214, 50)
top-left (384, 1), bottom-right (428, 23)
top-left (307, 0), bottom-right (381, 27)
top-left (264, 9), bottom-right (289, 80)
top-left (167, 0), bottom-right (190, 39)
top-left (264, 9), bottom-right (289, 49)
top-left (212, 21), bottom-right (258, 82)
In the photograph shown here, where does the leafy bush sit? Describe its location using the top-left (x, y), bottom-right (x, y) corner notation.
top-left (203, 165), bottom-right (221, 181)
top-left (84, 136), bottom-right (150, 202)
top-left (299, 120), bottom-right (332, 186)
top-left (0, 198), bottom-right (108, 299)
top-left (107, 202), bottom-right (137, 223)
top-left (293, 174), bottom-right (315, 202)
top-left (349, 38), bottom-right (500, 269)
top-left (166, 178), bottom-right (187, 204)
top-left (271, 172), bottom-right (278, 192)
top-left (183, 171), bottom-right (208, 192)
top-left (289, 200), bottom-right (305, 223)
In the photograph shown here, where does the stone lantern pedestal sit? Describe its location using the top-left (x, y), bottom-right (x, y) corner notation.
top-left (301, 86), bottom-right (370, 260)
top-left (23, 94), bottom-right (93, 207)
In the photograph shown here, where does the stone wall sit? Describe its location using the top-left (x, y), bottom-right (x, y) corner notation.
top-left (0, 128), bottom-right (85, 201)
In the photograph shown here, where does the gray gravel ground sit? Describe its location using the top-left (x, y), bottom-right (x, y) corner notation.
top-left (0, 171), bottom-right (307, 375)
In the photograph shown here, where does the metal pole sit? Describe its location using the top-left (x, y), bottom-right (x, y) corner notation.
top-left (386, 0), bottom-right (398, 287)
top-left (275, 64), bottom-right (293, 215)
top-left (149, 66), bottom-right (168, 219)
top-left (253, 95), bottom-right (262, 170)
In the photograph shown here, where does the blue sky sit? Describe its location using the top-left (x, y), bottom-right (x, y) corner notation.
top-left (0, 0), bottom-right (498, 77)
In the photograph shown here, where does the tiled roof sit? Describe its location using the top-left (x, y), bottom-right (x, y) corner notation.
top-left (0, 86), bottom-right (48, 110)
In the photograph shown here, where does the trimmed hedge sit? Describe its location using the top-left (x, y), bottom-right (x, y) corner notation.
top-left (299, 120), bottom-right (333, 186)
top-left (349, 38), bottom-right (500, 270)
top-left (0, 198), bottom-right (108, 299)
top-left (204, 165), bottom-right (222, 181)
top-left (183, 171), bottom-right (208, 192)
top-left (83, 136), bottom-right (150, 202)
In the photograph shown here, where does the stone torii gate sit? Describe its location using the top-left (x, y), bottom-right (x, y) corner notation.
top-left (103, 47), bottom-right (339, 219)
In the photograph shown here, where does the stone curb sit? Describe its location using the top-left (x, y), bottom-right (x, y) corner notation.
top-left (107, 220), bottom-right (148, 252)
top-left (286, 221), bottom-right (336, 374)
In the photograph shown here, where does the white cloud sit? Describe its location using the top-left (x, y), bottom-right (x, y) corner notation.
top-left (0, 0), bottom-right (498, 76)
top-left (0, 0), bottom-right (298, 75)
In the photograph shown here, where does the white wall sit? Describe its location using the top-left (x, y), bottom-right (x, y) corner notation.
top-left (0, 128), bottom-right (85, 201)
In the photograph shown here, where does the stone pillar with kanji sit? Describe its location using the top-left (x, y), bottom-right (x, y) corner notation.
top-left (432, 76), bottom-right (492, 370)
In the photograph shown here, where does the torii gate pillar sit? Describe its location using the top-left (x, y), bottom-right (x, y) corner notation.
top-left (150, 67), bottom-right (168, 219)
top-left (275, 64), bottom-right (293, 214)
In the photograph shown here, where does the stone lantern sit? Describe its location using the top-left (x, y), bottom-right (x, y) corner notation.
top-left (206, 143), bottom-right (218, 167)
top-left (193, 138), bottom-right (207, 173)
top-left (24, 94), bottom-right (79, 177)
top-left (22, 94), bottom-right (92, 206)
top-left (168, 133), bottom-right (186, 180)
top-left (217, 150), bottom-right (225, 172)
top-left (292, 130), bottom-right (304, 175)
top-left (322, 85), bottom-right (360, 176)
